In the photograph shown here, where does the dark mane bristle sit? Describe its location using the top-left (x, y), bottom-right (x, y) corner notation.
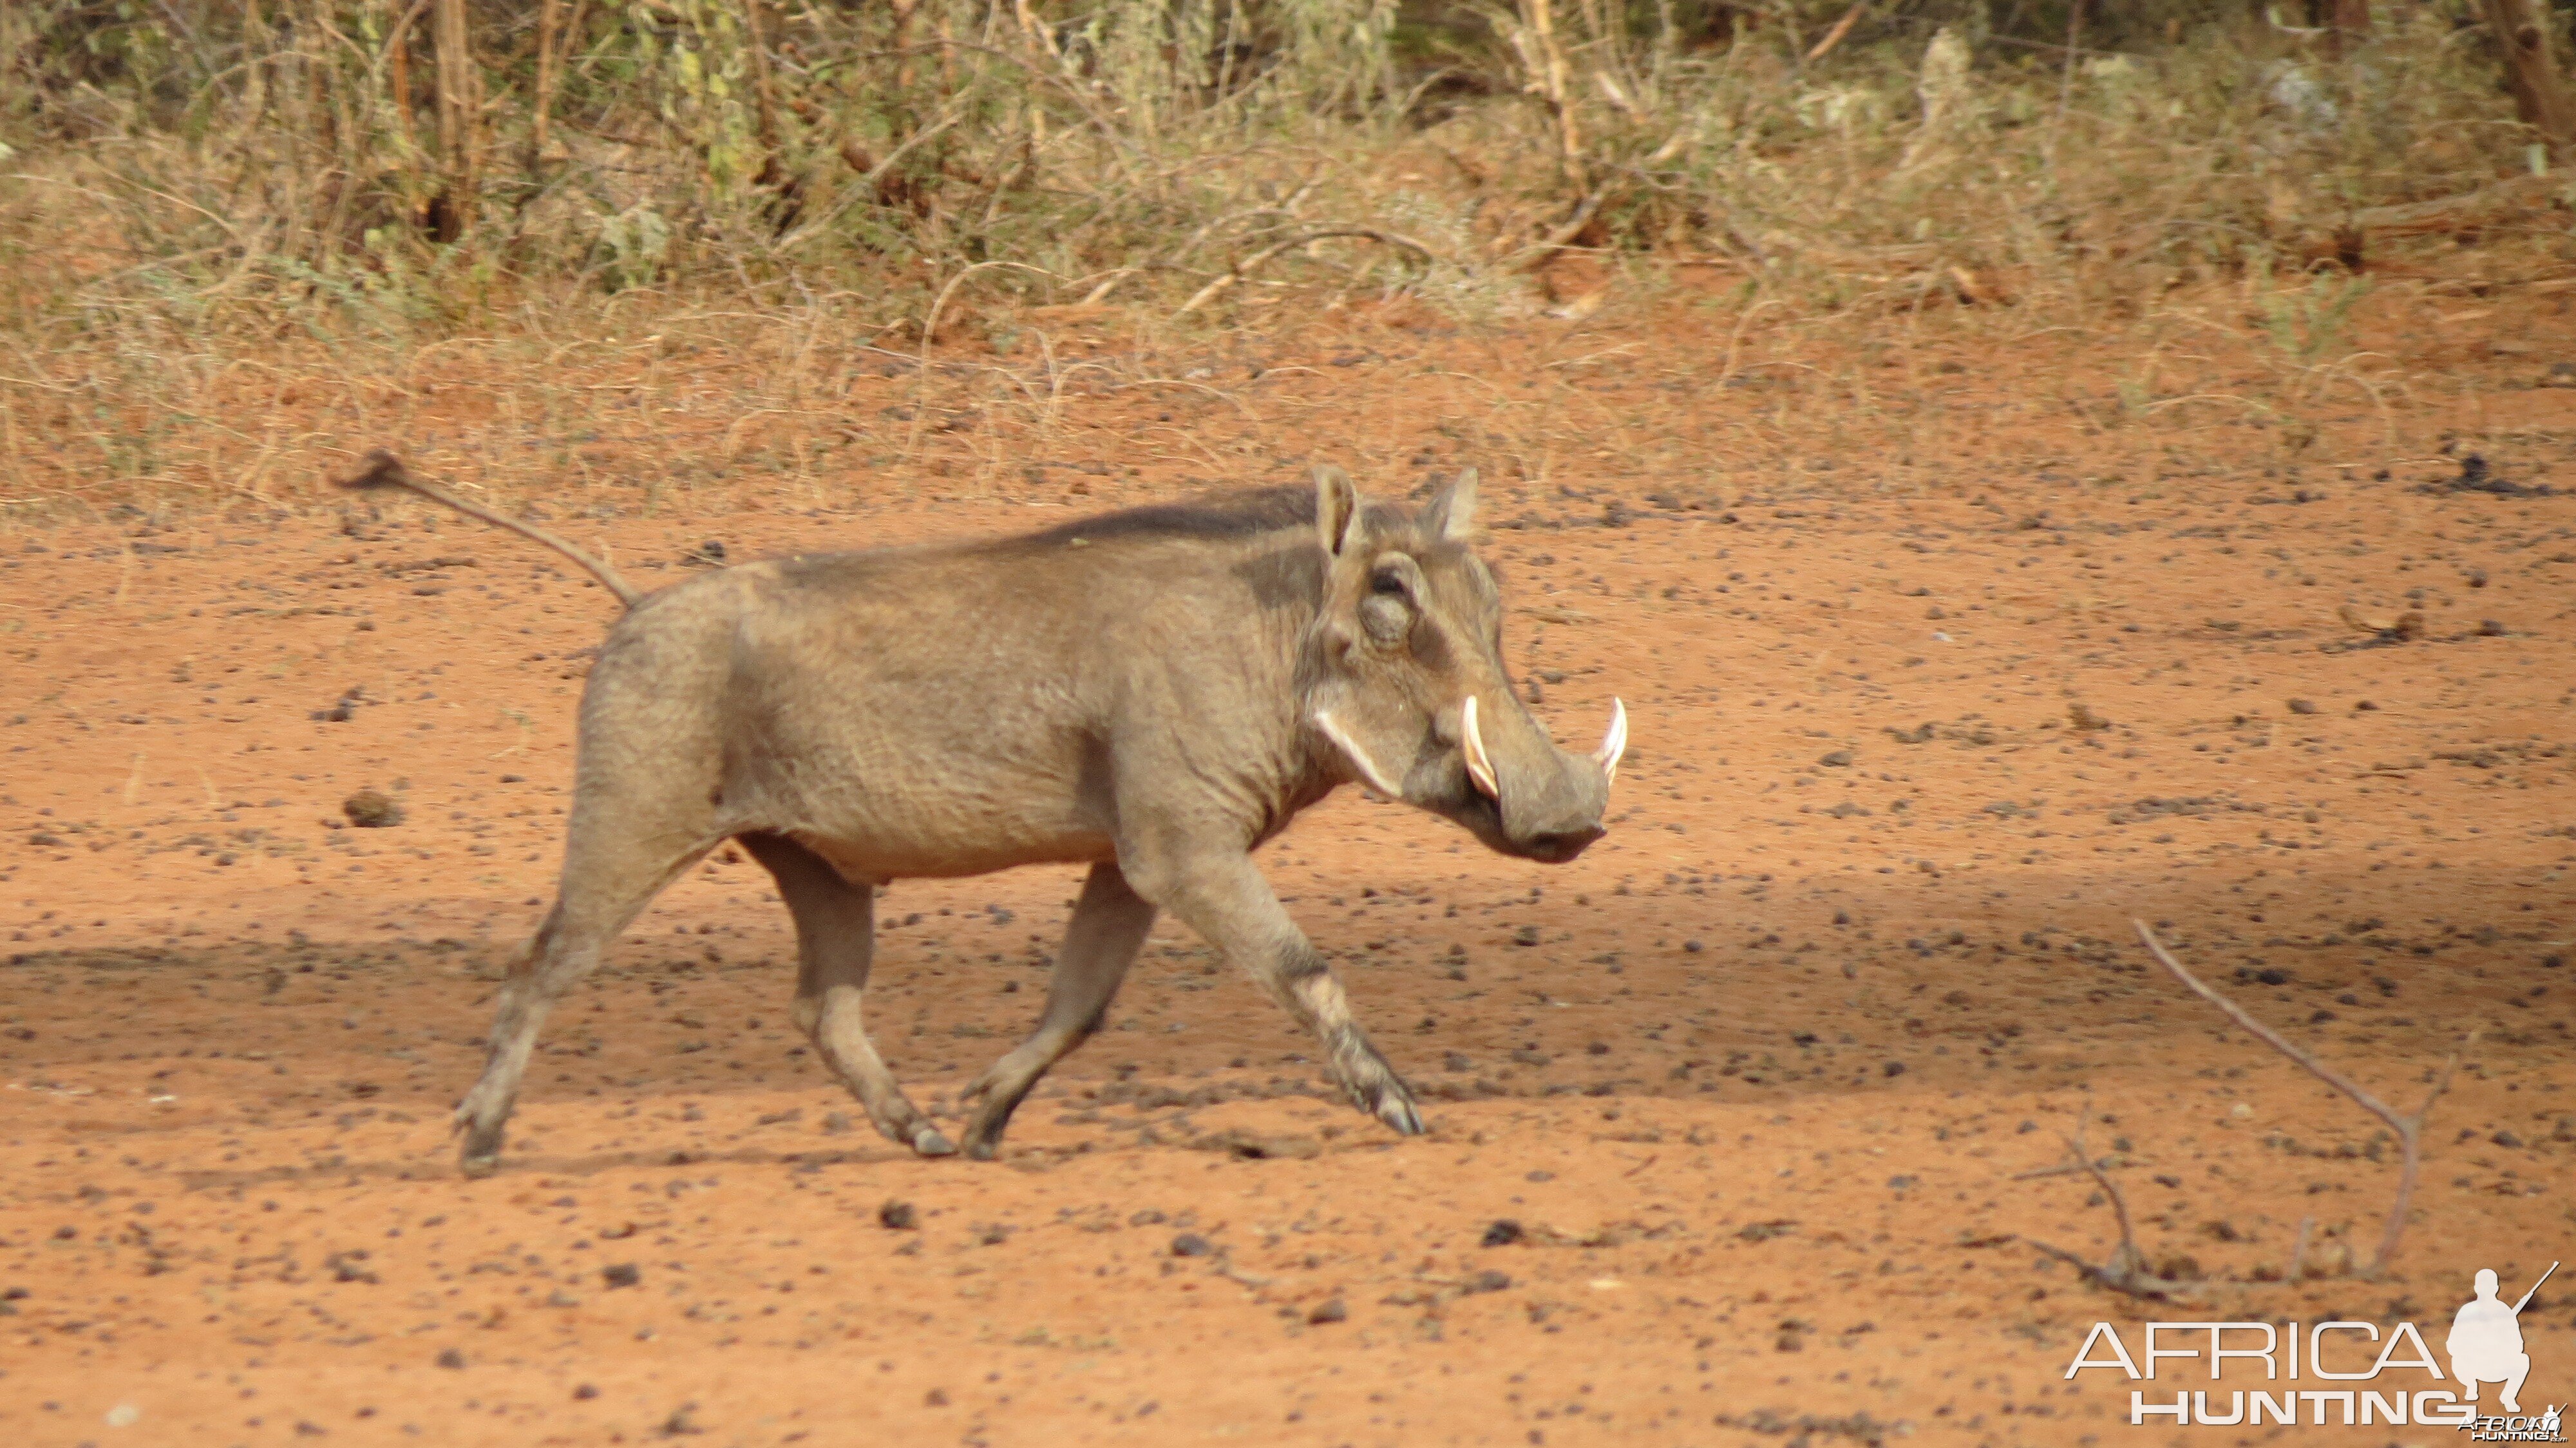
top-left (1016, 486), bottom-right (1316, 546)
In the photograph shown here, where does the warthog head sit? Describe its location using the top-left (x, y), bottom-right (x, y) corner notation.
top-left (1301, 465), bottom-right (1625, 864)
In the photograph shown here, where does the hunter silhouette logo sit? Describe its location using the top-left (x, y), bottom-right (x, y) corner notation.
top-left (2453, 1264), bottom-right (2552, 1415)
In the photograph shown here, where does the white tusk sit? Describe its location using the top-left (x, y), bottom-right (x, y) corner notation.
top-left (1593, 697), bottom-right (1627, 784)
top-left (1459, 694), bottom-right (1501, 799)
top-left (1312, 709), bottom-right (1404, 797)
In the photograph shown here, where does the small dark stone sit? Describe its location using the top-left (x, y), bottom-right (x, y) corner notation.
top-left (1170, 1232), bottom-right (1214, 1258)
top-left (924, 1389), bottom-right (949, 1407)
top-left (435, 1348), bottom-right (466, 1369)
top-left (574, 1385), bottom-right (599, 1401)
top-left (342, 790), bottom-right (402, 828)
top-left (878, 1199), bottom-right (917, 1231)
top-left (1481, 1219), bottom-right (1526, 1248)
top-left (601, 1262), bottom-right (641, 1289)
top-left (1882, 1060), bottom-right (1906, 1077)
top-left (2286, 698), bottom-right (2317, 715)
top-left (1307, 1299), bottom-right (1348, 1324)
top-left (2493, 1129), bottom-right (2524, 1148)
top-left (1818, 749), bottom-right (1853, 767)
top-left (1467, 1269), bottom-right (1512, 1293)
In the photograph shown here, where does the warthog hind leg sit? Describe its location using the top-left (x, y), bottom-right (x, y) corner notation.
top-left (737, 832), bottom-right (952, 1157)
top-left (456, 835), bottom-right (712, 1176)
top-left (959, 861), bottom-right (1157, 1159)
top-left (1141, 850), bottom-right (1423, 1136)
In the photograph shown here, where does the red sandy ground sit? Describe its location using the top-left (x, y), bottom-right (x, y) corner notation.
top-left (2, 283), bottom-right (2572, 1447)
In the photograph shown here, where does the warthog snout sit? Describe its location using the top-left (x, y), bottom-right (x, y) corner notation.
top-left (1450, 689), bottom-right (1620, 862)
top-left (1302, 466), bottom-right (1625, 866)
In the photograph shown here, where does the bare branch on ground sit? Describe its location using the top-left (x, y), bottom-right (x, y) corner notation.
top-left (2022, 1094), bottom-right (2200, 1300)
top-left (2133, 920), bottom-right (2458, 1277)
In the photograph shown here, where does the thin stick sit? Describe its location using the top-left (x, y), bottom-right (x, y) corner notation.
top-left (529, 0), bottom-right (562, 169)
top-left (1172, 229), bottom-right (1437, 319)
top-left (1804, 2), bottom-right (1864, 63)
top-left (430, 0), bottom-right (476, 240)
top-left (1510, 193), bottom-right (1604, 274)
top-left (2135, 920), bottom-right (2457, 1275)
top-left (739, 0), bottom-right (786, 185)
top-left (2063, 1099), bottom-right (2142, 1271)
top-left (2020, 1094), bottom-right (2195, 1299)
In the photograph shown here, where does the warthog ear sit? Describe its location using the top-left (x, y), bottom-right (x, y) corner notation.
top-left (1423, 468), bottom-right (1478, 542)
top-left (1314, 463), bottom-right (1363, 558)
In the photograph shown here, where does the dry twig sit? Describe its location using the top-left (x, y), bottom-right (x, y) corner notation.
top-left (2134, 920), bottom-right (2458, 1276)
top-left (2022, 1094), bottom-right (2199, 1300)
top-left (1171, 228), bottom-right (1436, 319)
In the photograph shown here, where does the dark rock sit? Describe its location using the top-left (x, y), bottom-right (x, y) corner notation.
top-left (342, 790), bottom-right (402, 828)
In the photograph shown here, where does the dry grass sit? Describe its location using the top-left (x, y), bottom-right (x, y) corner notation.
top-left (0, 1), bottom-right (2568, 520)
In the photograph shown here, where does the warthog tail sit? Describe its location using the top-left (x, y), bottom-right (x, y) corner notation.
top-left (337, 448), bottom-right (643, 610)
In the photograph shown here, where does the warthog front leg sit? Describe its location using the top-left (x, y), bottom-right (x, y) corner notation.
top-left (1137, 850), bottom-right (1423, 1136)
top-left (958, 861), bottom-right (1157, 1159)
top-left (737, 832), bottom-right (952, 1157)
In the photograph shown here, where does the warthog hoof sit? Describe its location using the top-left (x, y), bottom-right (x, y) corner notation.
top-left (1374, 1091), bottom-right (1426, 1136)
top-left (455, 1109), bottom-right (507, 1174)
top-left (911, 1125), bottom-right (958, 1157)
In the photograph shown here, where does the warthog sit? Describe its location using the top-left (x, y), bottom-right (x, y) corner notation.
top-left (340, 450), bottom-right (1625, 1172)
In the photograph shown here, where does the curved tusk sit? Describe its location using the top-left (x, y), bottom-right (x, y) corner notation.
top-left (1459, 694), bottom-right (1501, 799)
top-left (1312, 709), bottom-right (1405, 797)
top-left (1593, 697), bottom-right (1628, 784)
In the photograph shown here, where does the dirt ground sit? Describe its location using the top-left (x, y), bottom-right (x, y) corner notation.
top-left (3, 278), bottom-right (2573, 1447)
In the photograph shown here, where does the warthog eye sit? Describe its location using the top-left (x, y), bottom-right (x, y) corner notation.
top-left (1370, 569), bottom-right (1409, 597)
